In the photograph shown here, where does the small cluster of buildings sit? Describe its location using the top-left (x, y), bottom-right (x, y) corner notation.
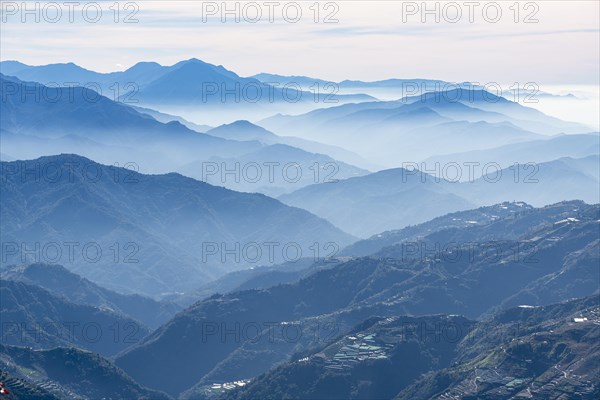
top-left (323, 332), bottom-right (393, 370)
top-left (210, 379), bottom-right (250, 392)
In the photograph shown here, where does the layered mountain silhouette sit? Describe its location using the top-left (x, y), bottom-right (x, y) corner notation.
top-left (0, 75), bottom-right (369, 194)
top-left (259, 88), bottom-right (591, 167)
top-left (0, 59), bottom-right (376, 125)
top-left (251, 72), bottom-right (450, 100)
top-left (1, 57), bottom-right (598, 400)
top-left (451, 155), bottom-right (600, 206)
top-left (204, 119), bottom-right (377, 169)
top-left (0, 74), bottom-right (253, 167)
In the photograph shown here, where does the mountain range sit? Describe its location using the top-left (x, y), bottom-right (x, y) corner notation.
top-left (423, 132), bottom-right (600, 179)
top-left (279, 167), bottom-right (475, 237)
top-left (0, 59), bottom-right (376, 125)
top-left (1, 57), bottom-right (598, 400)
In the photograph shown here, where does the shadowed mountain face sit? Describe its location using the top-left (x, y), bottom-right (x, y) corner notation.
top-left (217, 296), bottom-right (600, 400)
top-left (1, 263), bottom-right (181, 329)
top-left (114, 203), bottom-right (599, 396)
top-left (0, 154), bottom-right (355, 297)
top-left (0, 344), bottom-right (172, 400)
top-left (201, 314), bottom-right (475, 400)
top-left (0, 279), bottom-right (150, 356)
top-left (395, 297), bottom-right (600, 400)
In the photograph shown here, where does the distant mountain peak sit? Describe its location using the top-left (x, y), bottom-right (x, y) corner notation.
top-left (173, 57), bottom-right (212, 68)
top-left (126, 61), bottom-right (162, 70)
top-left (207, 120), bottom-right (279, 141)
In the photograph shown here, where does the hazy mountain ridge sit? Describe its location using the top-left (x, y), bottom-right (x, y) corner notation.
top-left (452, 155), bottom-right (600, 207)
top-left (280, 157), bottom-right (599, 237)
top-left (342, 201), bottom-right (535, 256)
top-left (1, 263), bottom-right (181, 329)
top-left (279, 167), bottom-right (476, 237)
top-left (0, 154), bottom-right (355, 297)
top-left (0, 59), bottom-right (379, 125)
top-left (0, 344), bottom-right (172, 400)
top-left (0, 279), bottom-right (150, 356)
top-left (259, 88), bottom-right (591, 167)
top-left (343, 201), bottom-right (591, 257)
top-left (423, 132), bottom-right (600, 179)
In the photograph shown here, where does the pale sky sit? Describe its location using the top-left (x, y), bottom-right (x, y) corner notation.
top-left (1, 1), bottom-right (599, 84)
